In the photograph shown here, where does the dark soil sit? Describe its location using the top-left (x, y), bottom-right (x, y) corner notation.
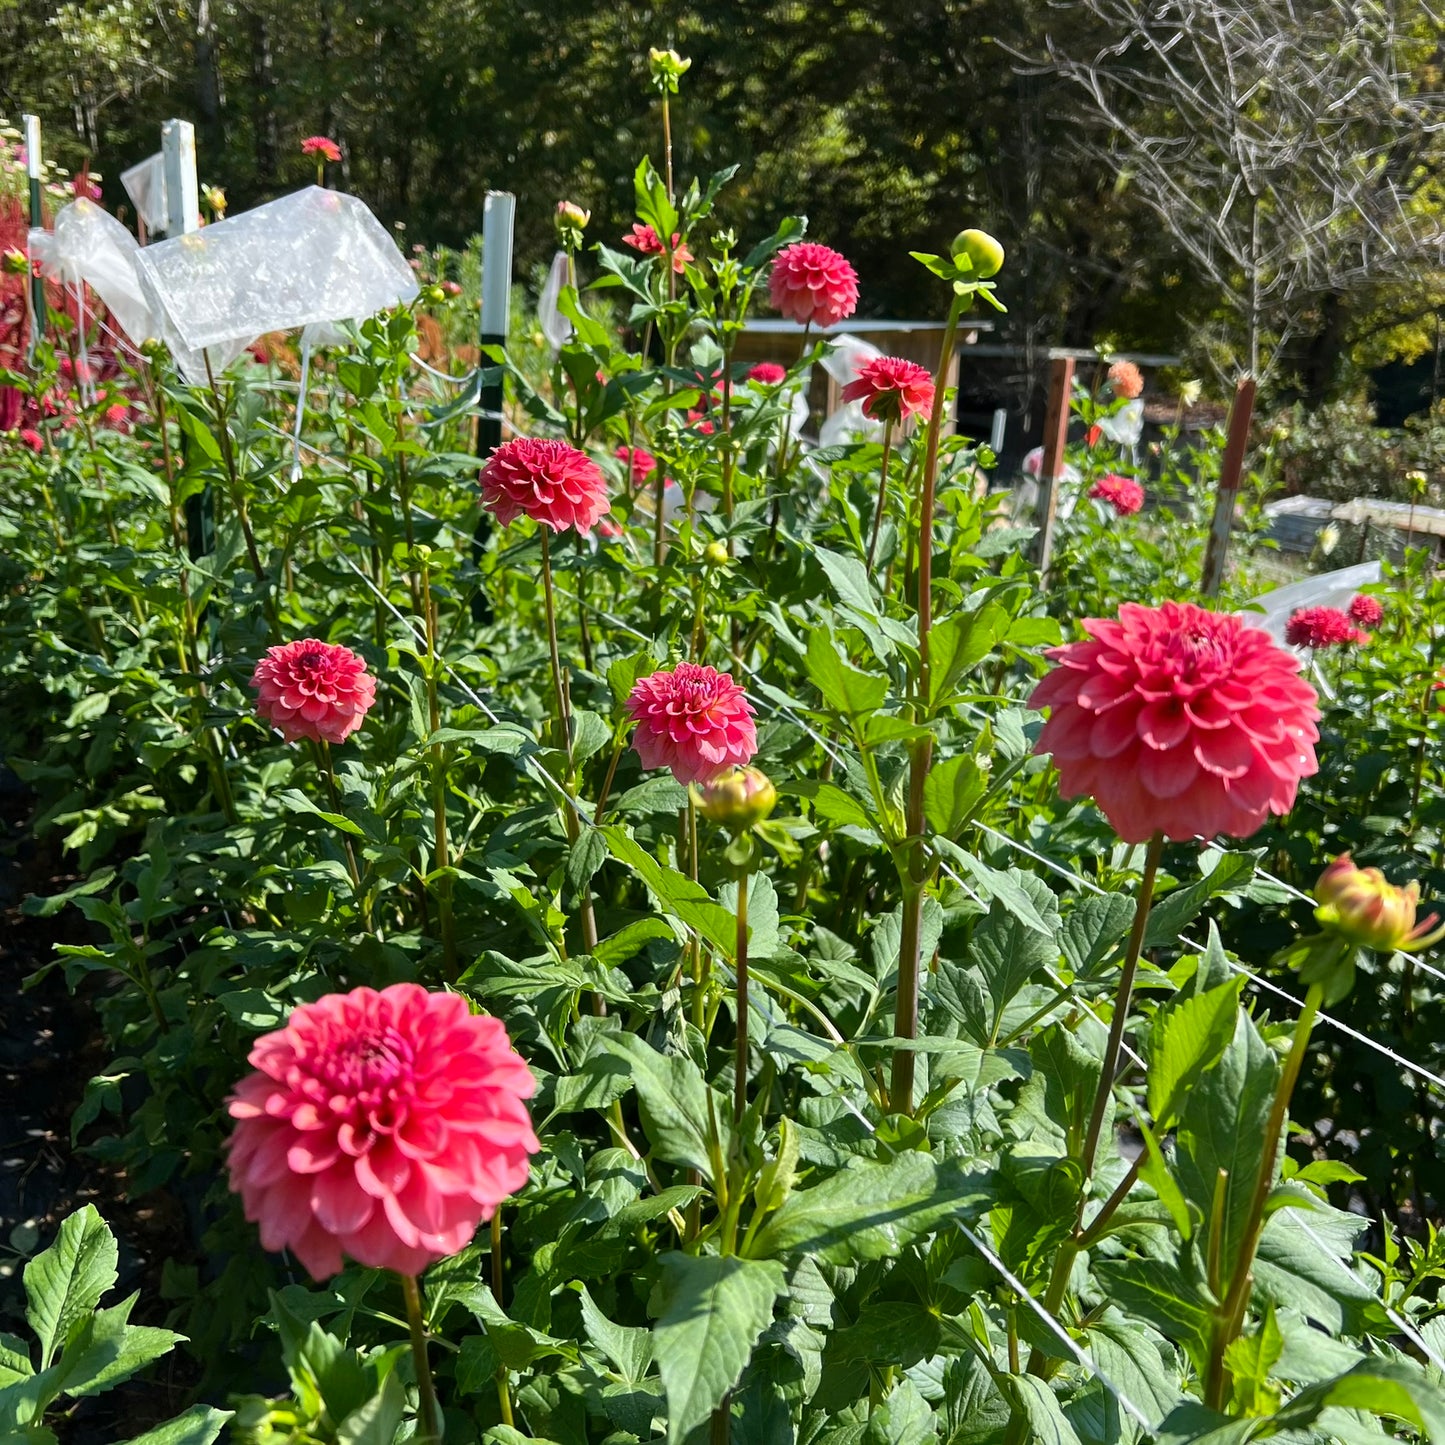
top-left (0, 771), bottom-right (203, 1443)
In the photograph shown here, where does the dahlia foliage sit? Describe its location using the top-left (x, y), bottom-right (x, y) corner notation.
top-left (9, 54), bottom-right (1443, 1445)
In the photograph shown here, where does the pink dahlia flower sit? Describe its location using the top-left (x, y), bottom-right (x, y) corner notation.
top-left (621, 223), bottom-right (693, 273)
top-left (1348, 594), bottom-right (1384, 627)
top-left (1285, 606), bottom-right (1367, 650)
top-left (1028, 601), bottom-right (1320, 842)
top-left (841, 355), bottom-right (935, 424)
top-left (626, 663), bottom-right (758, 785)
top-left (226, 984), bottom-right (539, 1280)
top-left (251, 639), bottom-right (376, 745)
top-left (614, 444), bottom-right (658, 486)
top-left (747, 362), bottom-right (787, 386)
top-left (1088, 473), bottom-right (1145, 516)
top-left (480, 436), bottom-right (610, 534)
top-left (301, 136), bottom-right (342, 163)
top-left (1107, 360), bottom-right (1144, 399)
top-left (768, 243), bottom-right (859, 328)
top-left (18, 428), bottom-right (42, 454)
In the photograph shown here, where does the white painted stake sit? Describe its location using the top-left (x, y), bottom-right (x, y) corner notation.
top-left (160, 119), bottom-right (199, 236)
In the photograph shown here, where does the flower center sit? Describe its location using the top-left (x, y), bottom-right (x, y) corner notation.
top-left (327, 1029), bottom-right (411, 1101)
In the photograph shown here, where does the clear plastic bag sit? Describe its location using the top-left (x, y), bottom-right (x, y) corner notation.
top-left (120, 155), bottom-right (167, 234)
top-left (817, 333), bottom-right (883, 447)
top-left (134, 186), bottom-right (419, 381)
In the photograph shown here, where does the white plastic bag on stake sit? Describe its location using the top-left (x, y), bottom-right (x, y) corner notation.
top-left (29, 199), bottom-right (161, 349)
top-left (538, 251), bottom-right (572, 351)
top-left (133, 186), bottom-right (419, 381)
top-left (120, 154), bottom-right (168, 234)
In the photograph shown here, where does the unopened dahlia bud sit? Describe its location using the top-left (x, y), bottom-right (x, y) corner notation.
top-left (703, 540), bottom-right (730, 567)
top-left (1314, 854), bottom-right (1445, 953)
top-left (555, 200), bottom-right (591, 250)
top-left (2, 247), bottom-right (28, 275)
top-left (693, 766), bottom-right (776, 832)
top-left (948, 228), bottom-right (1004, 279)
top-left (648, 47), bottom-right (692, 93)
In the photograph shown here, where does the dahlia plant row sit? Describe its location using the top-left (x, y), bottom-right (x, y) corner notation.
top-left (6, 61), bottom-right (1445, 1445)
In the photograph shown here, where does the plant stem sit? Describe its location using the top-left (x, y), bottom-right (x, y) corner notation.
top-left (400, 1273), bottom-right (442, 1444)
top-left (420, 554), bottom-right (455, 971)
top-left (319, 741), bottom-right (363, 895)
top-left (865, 419), bottom-right (896, 571)
top-left (1028, 830), bottom-right (1164, 1373)
top-left (1204, 980), bottom-right (1324, 1409)
top-left (734, 871), bottom-right (750, 1126)
top-left (889, 299), bottom-right (964, 1116)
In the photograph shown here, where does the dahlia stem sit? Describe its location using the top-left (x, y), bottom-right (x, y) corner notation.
top-left (1204, 980), bottom-right (1323, 1409)
top-left (318, 740), bottom-right (363, 895)
top-left (400, 1272), bottom-right (442, 1444)
top-left (420, 551), bottom-right (456, 973)
top-left (889, 297), bottom-right (964, 1117)
top-left (733, 870), bottom-right (750, 1126)
top-left (763, 323), bottom-right (811, 561)
top-left (539, 528), bottom-right (602, 970)
top-left (865, 418), bottom-right (896, 572)
top-left (1028, 829), bottom-right (1164, 1375)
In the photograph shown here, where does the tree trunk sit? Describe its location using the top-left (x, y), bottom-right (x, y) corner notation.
top-left (1299, 290), bottom-right (1344, 408)
top-left (249, 6), bottom-right (278, 185)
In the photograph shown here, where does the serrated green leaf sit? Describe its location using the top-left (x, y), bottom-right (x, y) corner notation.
top-left (24, 1208), bottom-right (117, 1370)
top-left (1147, 978), bottom-right (1246, 1130)
top-left (651, 1253), bottom-right (786, 1445)
top-left (113, 1406), bottom-right (234, 1445)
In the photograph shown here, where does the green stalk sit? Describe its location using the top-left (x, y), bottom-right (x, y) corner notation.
top-left (1204, 981), bottom-right (1324, 1409)
top-left (734, 871), bottom-right (750, 1126)
top-left (420, 552), bottom-right (456, 972)
top-left (400, 1273), bottom-right (442, 1444)
top-left (1028, 830), bottom-right (1164, 1373)
top-left (865, 418), bottom-right (896, 571)
top-left (889, 297), bottom-right (964, 1116)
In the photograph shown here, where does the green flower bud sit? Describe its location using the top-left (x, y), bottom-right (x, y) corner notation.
top-left (948, 228), bottom-right (1005, 279)
top-left (1314, 853), bottom-right (1445, 953)
top-left (692, 766), bottom-right (776, 833)
top-left (703, 541), bottom-right (730, 567)
top-left (648, 47), bottom-right (692, 93)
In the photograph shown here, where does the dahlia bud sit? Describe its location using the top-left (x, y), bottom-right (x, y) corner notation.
top-left (693, 766), bottom-right (777, 832)
top-left (1178, 378), bottom-right (1203, 408)
top-left (201, 183), bottom-right (227, 219)
top-left (703, 540), bottom-right (730, 567)
top-left (948, 228), bottom-right (1004, 279)
top-left (2, 247), bottom-right (27, 275)
top-left (1406, 469), bottom-right (1428, 496)
top-left (555, 200), bottom-right (591, 250)
top-left (648, 47), bottom-right (692, 93)
top-left (1314, 855), bottom-right (1445, 954)
top-left (423, 284), bottom-right (446, 305)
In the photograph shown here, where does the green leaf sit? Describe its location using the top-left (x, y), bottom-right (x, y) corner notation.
top-left (929, 602), bottom-right (1011, 708)
top-left (595, 1033), bottom-right (730, 1181)
top-left (591, 917), bottom-right (674, 967)
top-left (804, 629), bottom-right (888, 721)
top-left (608, 651), bottom-right (657, 711)
top-left (1145, 852), bottom-right (1256, 949)
top-left (750, 1153), bottom-right (990, 1264)
top-left (650, 1253), bottom-right (786, 1445)
top-left (576, 1285), bottom-right (653, 1382)
top-left (62, 1295), bottom-right (185, 1399)
top-left (1058, 894), bottom-right (1135, 978)
top-left (1173, 1010), bottom-right (1279, 1300)
top-left (24, 1207), bottom-right (117, 1369)
top-left (924, 758), bottom-right (988, 839)
top-left (113, 1406), bottom-right (234, 1445)
top-left (1274, 1360), bottom-right (1445, 1441)
top-left (600, 824), bottom-right (736, 956)
top-left (1146, 979), bottom-right (1246, 1130)
top-left (336, 1371), bottom-right (405, 1445)
top-left (1001, 1376), bottom-right (1083, 1445)
top-left (969, 879), bottom-right (1061, 1039)
top-left (1092, 1258), bottom-right (1212, 1361)
top-left (1137, 1118), bottom-right (1193, 1241)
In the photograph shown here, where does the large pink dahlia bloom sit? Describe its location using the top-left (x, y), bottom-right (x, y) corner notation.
top-left (1285, 606), bottom-right (1367, 650)
top-left (1347, 594), bottom-right (1384, 627)
top-left (1028, 601), bottom-right (1320, 842)
top-left (480, 436), bottom-right (610, 534)
top-left (251, 639), bottom-right (376, 745)
top-left (226, 984), bottom-right (539, 1280)
top-left (626, 663), bottom-right (758, 785)
top-left (768, 243), bottom-right (859, 329)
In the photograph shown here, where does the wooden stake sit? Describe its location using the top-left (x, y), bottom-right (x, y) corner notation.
top-left (1201, 376), bottom-right (1257, 597)
top-left (1034, 355), bottom-right (1074, 586)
